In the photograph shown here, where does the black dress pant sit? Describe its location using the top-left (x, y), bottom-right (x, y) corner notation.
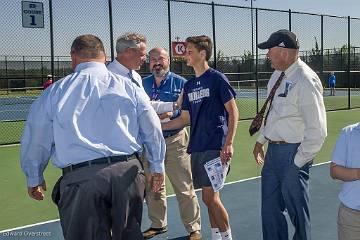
top-left (56, 158), bottom-right (145, 240)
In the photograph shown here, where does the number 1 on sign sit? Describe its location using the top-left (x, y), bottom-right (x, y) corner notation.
top-left (30, 15), bottom-right (36, 25)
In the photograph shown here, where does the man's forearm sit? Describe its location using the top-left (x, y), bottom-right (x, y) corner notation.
top-left (330, 163), bottom-right (360, 182)
top-left (224, 99), bottom-right (239, 146)
top-left (162, 117), bottom-right (186, 130)
top-left (162, 110), bottom-right (190, 131)
top-left (224, 110), bottom-right (238, 146)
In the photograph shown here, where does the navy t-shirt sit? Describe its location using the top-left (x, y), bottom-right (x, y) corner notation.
top-left (182, 68), bottom-right (236, 153)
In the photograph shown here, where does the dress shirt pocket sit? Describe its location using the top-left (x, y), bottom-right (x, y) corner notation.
top-left (161, 91), bottom-right (180, 102)
top-left (273, 96), bottom-right (289, 116)
top-left (273, 90), bottom-right (297, 117)
top-left (278, 81), bottom-right (293, 97)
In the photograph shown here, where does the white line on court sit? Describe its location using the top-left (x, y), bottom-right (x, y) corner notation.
top-left (0, 161), bottom-right (331, 232)
top-left (168, 161), bottom-right (331, 197)
top-left (0, 143), bottom-right (20, 148)
top-left (0, 219), bottom-right (59, 233)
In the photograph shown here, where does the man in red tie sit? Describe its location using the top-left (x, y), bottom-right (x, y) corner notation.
top-left (251, 29), bottom-right (327, 240)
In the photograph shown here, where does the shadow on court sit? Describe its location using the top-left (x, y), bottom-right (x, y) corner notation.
top-left (0, 163), bottom-right (341, 240)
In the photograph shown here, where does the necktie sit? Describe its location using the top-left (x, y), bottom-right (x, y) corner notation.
top-left (249, 72), bottom-right (285, 136)
top-left (128, 70), bottom-right (140, 87)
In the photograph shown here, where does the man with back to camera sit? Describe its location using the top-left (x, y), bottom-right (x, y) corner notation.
top-left (20, 34), bottom-right (165, 240)
top-left (162, 35), bottom-right (239, 240)
top-left (250, 29), bottom-right (327, 240)
top-left (107, 32), bottom-right (180, 114)
top-left (142, 47), bottom-right (201, 240)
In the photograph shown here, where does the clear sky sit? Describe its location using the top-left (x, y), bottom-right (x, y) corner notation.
top-left (1, 0), bottom-right (359, 59)
top-left (182, 0), bottom-right (360, 57)
top-left (197, 0), bottom-right (360, 18)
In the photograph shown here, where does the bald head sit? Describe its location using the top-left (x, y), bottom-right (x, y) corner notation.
top-left (149, 47), bottom-right (169, 59)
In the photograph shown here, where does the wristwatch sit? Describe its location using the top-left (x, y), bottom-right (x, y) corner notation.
top-left (173, 102), bottom-right (179, 110)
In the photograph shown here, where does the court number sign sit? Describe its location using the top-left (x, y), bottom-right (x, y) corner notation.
top-left (171, 42), bottom-right (186, 57)
top-left (22, 1), bottom-right (44, 28)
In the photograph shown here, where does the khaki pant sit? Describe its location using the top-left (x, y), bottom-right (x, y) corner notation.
top-left (338, 202), bottom-right (360, 240)
top-left (143, 129), bottom-right (201, 233)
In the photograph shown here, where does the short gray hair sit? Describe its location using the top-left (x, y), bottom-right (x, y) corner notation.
top-left (115, 32), bottom-right (146, 54)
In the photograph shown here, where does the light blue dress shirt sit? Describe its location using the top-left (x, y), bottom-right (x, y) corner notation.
top-left (331, 122), bottom-right (360, 210)
top-left (107, 59), bottom-right (173, 114)
top-left (20, 62), bottom-right (165, 187)
top-left (107, 59), bottom-right (143, 87)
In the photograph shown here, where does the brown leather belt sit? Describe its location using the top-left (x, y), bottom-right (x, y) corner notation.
top-left (268, 140), bottom-right (288, 144)
top-left (265, 137), bottom-right (288, 144)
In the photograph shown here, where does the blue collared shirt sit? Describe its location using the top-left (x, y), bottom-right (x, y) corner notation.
top-left (331, 122), bottom-right (360, 210)
top-left (142, 72), bottom-right (186, 137)
top-left (20, 62), bottom-right (165, 187)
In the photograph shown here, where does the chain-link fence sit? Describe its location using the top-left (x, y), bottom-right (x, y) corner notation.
top-left (1, 0), bottom-right (360, 144)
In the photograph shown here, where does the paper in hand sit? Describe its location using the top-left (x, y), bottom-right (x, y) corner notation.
top-left (204, 157), bottom-right (229, 192)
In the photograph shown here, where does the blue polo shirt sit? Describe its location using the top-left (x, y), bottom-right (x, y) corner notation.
top-left (182, 68), bottom-right (236, 153)
top-left (143, 71), bottom-right (186, 138)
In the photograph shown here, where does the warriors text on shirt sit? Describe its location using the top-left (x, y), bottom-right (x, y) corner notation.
top-left (187, 87), bottom-right (210, 103)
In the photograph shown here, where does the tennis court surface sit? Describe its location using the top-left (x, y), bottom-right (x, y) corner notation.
top-left (0, 162), bottom-right (341, 240)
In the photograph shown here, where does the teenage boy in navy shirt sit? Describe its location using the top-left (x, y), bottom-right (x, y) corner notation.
top-left (162, 35), bottom-right (239, 240)
top-left (142, 47), bottom-right (201, 240)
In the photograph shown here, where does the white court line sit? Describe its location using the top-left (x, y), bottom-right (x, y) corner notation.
top-left (168, 161), bottom-right (331, 197)
top-left (0, 161), bottom-right (331, 232)
top-left (0, 143), bottom-right (20, 148)
top-left (0, 219), bottom-right (59, 233)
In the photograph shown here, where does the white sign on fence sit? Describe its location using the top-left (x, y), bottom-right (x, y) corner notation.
top-left (22, 1), bottom-right (44, 28)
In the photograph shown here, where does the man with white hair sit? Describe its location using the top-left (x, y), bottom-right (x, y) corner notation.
top-left (107, 32), bottom-right (179, 114)
top-left (250, 29), bottom-right (327, 240)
